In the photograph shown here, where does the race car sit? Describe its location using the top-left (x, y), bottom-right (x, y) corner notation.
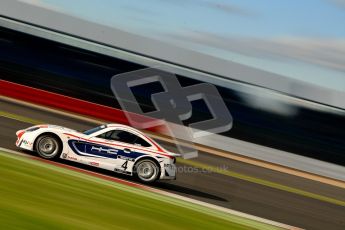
top-left (15, 123), bottom-right (178, 183)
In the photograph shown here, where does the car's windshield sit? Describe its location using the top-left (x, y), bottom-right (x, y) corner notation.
top-left (83, 125), bottom-right (107, 135)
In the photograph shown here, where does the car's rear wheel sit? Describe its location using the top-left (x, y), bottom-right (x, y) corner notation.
top-left (35, 134), bottom-right (61, 159)
top-left (134, 159), bottom-right (160, 183)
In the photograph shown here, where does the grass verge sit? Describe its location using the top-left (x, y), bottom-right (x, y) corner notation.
top-left (0, 150), bottom-right (282, 230)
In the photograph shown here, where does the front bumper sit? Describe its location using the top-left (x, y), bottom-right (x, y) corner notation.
top-left (15, 130), bottom-right (34, 151)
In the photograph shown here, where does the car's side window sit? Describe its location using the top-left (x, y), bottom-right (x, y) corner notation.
top-left (133, 136), bottom-right (151, 147)
top-left (109, 130), bottom-right (137, 144)
top-left (97, 131), bottom-right (112, 140)
top-left (97, 129), bottom-right (151, 147)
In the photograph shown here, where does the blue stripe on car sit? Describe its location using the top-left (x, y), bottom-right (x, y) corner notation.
top-left (68, 140), bottom-right (146, 159)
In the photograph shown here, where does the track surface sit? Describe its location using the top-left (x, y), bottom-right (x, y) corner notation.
top-left (1, 99), bottom-right (345, 230)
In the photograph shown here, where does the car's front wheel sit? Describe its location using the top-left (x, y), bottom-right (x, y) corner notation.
top-left (134, 159), bottom-right (160, 183)
top-left (35, 134), bottom-right (62, 159)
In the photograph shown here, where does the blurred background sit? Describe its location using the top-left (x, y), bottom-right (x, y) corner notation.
top-left (1, 1), bottom-right (345, 230)
top-left (1, 0), bottom-right (345, 164)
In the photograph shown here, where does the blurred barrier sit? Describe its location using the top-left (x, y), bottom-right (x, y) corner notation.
top-left (1, 26), bottom-right (345, 165)
top-left (0, 79), bottom-right (133, 122)
top-left (0, 80), bottom-right (162, 133)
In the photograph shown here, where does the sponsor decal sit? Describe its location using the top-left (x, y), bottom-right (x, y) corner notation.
top-left (67, 156), bottom-right (78, 161)
top-left (62, 153), bottom-right (67, 159)
top-left (22, 140), bottom-right (33, 146)
top-left (117, 155), bottom-right (135, 162)
top-left (68, 140), bottom-right (145, 160)
top-left (114, 168), bottom-right (131, 175)
top-left (91, 146), bottom-right (118, 155)
top-left (90, 162), bottom-right (99, 167)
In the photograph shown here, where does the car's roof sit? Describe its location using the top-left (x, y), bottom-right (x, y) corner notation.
top-left (105, 123), bottom-right (146, 136)
top-left (105, 123), bottom-right (166, 151)
top-left (106, 123), bottom-right (135, 129)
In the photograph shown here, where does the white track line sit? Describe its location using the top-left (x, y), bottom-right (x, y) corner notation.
top-left (0, 147), bottom-right (302, 230)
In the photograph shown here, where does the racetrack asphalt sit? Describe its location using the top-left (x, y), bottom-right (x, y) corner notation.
top-left (1, 98), bottom-right (344, 230)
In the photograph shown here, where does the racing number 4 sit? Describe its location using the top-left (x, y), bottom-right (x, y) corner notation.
top-left (121, 160), bottom-right (128, 170)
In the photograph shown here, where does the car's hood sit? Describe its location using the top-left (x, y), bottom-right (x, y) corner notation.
top-left (28, 124), bottom-right (80, 134)
top-left (16, 124), bottom-right (81, 137)
top-left (45, 124), bottom-right (78, 132)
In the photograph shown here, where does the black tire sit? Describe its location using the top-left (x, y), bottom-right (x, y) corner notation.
top-left (35, 134), bottom-right (62, 159)
top-left (133, 159), bottom-right (160, 183)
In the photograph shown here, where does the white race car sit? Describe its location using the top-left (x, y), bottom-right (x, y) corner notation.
top-left (16, 124), bottom-right (178, 183)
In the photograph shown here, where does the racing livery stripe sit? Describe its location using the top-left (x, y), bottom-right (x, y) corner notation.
top-left (68, 139), bottom-right (146, 160)
top-left (63, 133), bottom-right (173, 158)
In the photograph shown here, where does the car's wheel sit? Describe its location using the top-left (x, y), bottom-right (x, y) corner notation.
top-left (35, 134), bottom-right (62, 159)
top-left (134, 159), bottom-right (160, 183)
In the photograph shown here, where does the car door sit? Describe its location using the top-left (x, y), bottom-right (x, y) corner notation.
top-left (85, 128), bottom-right (152, 173)
top-left (85, 130), bottom-right (121, 160)
top-left (105, 129), bottom-right (153, 174)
